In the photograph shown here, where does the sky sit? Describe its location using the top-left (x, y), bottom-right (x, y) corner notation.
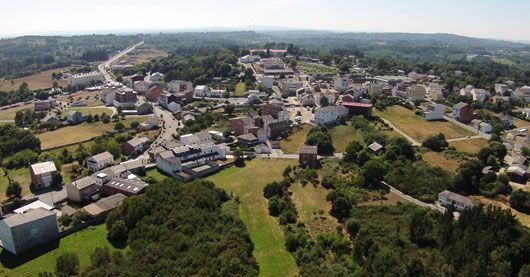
top-left (1, 0), bottom-right (530, 41)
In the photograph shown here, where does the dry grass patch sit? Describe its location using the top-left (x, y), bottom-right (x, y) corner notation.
top-left (0, 103), bottom-right (34, 120)
top-left (449, 138), bottom-right (489, 154)
top-left (290, 183), bottom-right (339, 236)
top-left (422, 151), bottom-right (462, 172)
top-left (280, 124), bottom-right (313, 154)
top-left (328, 124), bottom-right (363, 153)
top-left (126, 46), bottom-right (168, 65)
top-left (375, 106), bottom-right (472, 142)
top-left (0, 67), bottom-right (70, 91)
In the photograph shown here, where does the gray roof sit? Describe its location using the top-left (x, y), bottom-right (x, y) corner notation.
top-left (88, 151), bottom-right (113, 163)
top-left (105, 178), bottom-right (148, 195)
top-left (158, 150), bottom-right (179, 165)
top-left (127, 137), bottom-right (150, 147)
top-left (238, 133), bottom-right (257, 141)
top-left (93, 193), bottom-right (126, 211)
top-left (67, 110), bottom-right (82, 116)
top-left (300, 145), bottom-right (318, 154)
top-left (439, 190), bottom-right (477, 206)
top-left (368, 142), bottom-right (383, 152)
top-left (195, 131), bottom-right (211, 141)
top-left (2, 208), bottom-right (56, 228)
top-left (30, 161), bottom-right (57, 175)
top-left (454, 102), bottom-right (468, 109)
top-left (71, 176), bottom-right (97, 190)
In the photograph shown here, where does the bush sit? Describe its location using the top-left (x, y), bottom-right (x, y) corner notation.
top-left (55, 252), bottom-right (80, 277)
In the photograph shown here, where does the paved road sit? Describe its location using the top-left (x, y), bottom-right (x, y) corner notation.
top-left (446, 135), bottom-right (484, 142)
top-left (379, 117), bottom-right (421, 146)
top-left (382, 181), bottom-right (445, 212)
top-left (98, 41), bottom-right (144, 82)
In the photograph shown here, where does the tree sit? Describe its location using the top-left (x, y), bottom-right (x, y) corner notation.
top-left (114, 122), bottom-right (125, 131)
top-left (283, 165), bottom-right (292, 177)
top-left (510, 189), bottom-right (530, 213)
top-left (55, 252), bottom-right (80, 277)
top-left (130, 121), bottom-right (140, 129)
top-left (306, 127), bottom-right (334, 155)
top-left (234, 147), bottom-right (245, 167)
top-left (422, 133), bottom-right (448, 151)
top-left (5, 180), bottom-right (22, 198)
top-left (224, 104), bottom-right (235, 116)
top-left (345, 219), bottom-right (361, 238)
top-left (86, 114), bottom-right (94, 123)
top-left (108, 220), bottom-right (128, 242)
top-left (343, 140), bottom-right (364, 163)
top-left (330, 197), bottom-right (351, 221)
top-left (362, 159), bottom-right (387, 188)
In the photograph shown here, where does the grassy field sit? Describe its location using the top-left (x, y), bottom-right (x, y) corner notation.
top-left (375, 106), bottom-right (472, 142)
top-left (125, 46), bottom-right (167, 65)
top-left (0, 103), bottom-right (34, 120)
top-left (422, 152), bottom-right (462, 172)
top-left (37, 117), bottom-right (146, 150)
top-left (61, 107), bottom-right (113, 117)
top-left (297, 62), bottom-right (339, 76)
top-left (280, 124), bottom-right (313, 154)
top-left (234, 82), bottom-right (246, 96)
top-left (5, 167), bottom-right (32, 196)
top-left (290, 183), bottom-right (339, 236)
top-left (145, 168), bottom-right (170, 182)
top-left (328, 124), bottom-right (364, 153)
top-left (0, 67), bottom-right (70, 91)
top-left (0, 169), bottom-right (9, 202)
top-left (207, 159), bottom-right (299, 277)
top-left (0, 224), bottom-right (126, 276)
top-left (449, 138), bottom-right (489, 154)
top-left (59, 90), bottom-right (102, 107)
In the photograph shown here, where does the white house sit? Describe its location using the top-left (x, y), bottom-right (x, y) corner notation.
top-left (428, 83), bottom-right (444, 101)
top-left (280, 79), bottom-right (304, 94)
top-left (471, 88), bottom-right (489, 103)
top-left (150, 72), bottom-right (165, 82)
top-left (68, 71), bottom-right (104, 86)
top-left (424, 103), bottom-right (445, 121)
top-left (194, 85), bottom-right (209, 97)
top-left (87, 151), bottom-right (114, 172)
top-left (438, 190), bottom-right (478, 212)
top-left (314, 105), bottom-right (349, 125)
top-left (155, 151), bottom-right (181, 177)
top-left (405, 85), bottom-right (426, 102)
top-left (168, 80), bottom-right (193, 93)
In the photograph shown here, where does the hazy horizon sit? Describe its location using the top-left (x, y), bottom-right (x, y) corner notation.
top-left (1, 0), bottom-right (530, 41)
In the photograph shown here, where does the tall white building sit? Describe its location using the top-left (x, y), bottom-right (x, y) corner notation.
top-left (68, 71), bottom-right (104, 86)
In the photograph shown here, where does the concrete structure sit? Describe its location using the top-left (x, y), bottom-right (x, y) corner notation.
top-left (168, 80), bottom-right (193, 94)
top-left (66, 176), bottom-right (99, 203)
top-left (424, 103), bottom-right (445, 121)
top-left (146, 84), bottom-right (164, 102)
top-left (239, 55), bottom-right (260, 63)
top-left (0, 208), bottom-right (59, 255)
top-left (438, 190), bottom-right (479, 212)
top-left (299, 146), bottom-right (318, 168)
top-left (280, 79), bottom-right (304, 95)
top-left (155, 150), bottom-right (181, 177)
top-left (230, 116), bottom-right (255, 136)
top-left (405, 85), bottom-right (426, 102)
top-left (334, 77), bottom-right (351, 92)
top-left (314, 105), bottom-right (349, 125)
top-left (34, 99), bottom-right (57, 111)
top-left (471, 88), bottom-right (489, 103)
top-left (121, 137), bottom-right (150, 157)
top-left (68, 71), bottom-right (104, 86)
top-left (103, 178), bottom-right (148, 197)
top-left (29, 161), bottom-right (58, 190)
top-left (87, 151), bottom-right (114, 172)
top-left (83, 193), bottom-right (126, 220)
top-left (260, 75), bottom-right (274, 89)
top-left (66, 110), bottom-right (83, 124)
top-left (113, 88), bottom-right (137, 108)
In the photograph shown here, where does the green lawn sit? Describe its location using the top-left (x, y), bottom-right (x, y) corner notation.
top-left (234, 82), bottom-right (246, 96)
top-left (61, 107), bottom-right (113, 117)
top-left (0, 224), bottom-right (127, 276)
top-left (207, 159), bottom-right (299, 277)
top-left (280, 124), bottom-right (313, 154)
top-left (145, 168), bottom-right (170, 182)
top-left (328, 124), bottom-right (364, 153)
top-left (5, 167), bottom-right (31, 197)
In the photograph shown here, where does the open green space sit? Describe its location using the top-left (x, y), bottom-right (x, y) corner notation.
top-left (207, 159), bottom-right (299, 277)
top-left (5, 167), bottom-right (31, 196)
top-left (297, 62), bottom-right (339, 76)
top-left (234, 82), bottom-right (246, 96)
top-left (280, 124), bottom-right (313, 154)
top-left (0, 224), bottom-right (127, 276)
top-left (375, 105), bottom-right (472, 142)
top-left (328, 124), bottom-right (364, 153)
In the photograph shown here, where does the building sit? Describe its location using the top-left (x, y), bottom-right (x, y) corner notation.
top-left (438, 190), bottom-right (479, 212)
top-left (180, 131), bottom-right (212, 145)
top-left (167, 102), bottom-right (181, 113)
top-left (341, 101), bottom-right (373, 116)
top-left (136, 102), bottom-right (153, 115)
top-left (428, 83), bottom-right (444, 101)
top-left (299, 146), bottom-right (318, 168)
top-left (453, 102), bottom-right (474, 123)
top-left (405, 85), bottom-right (426, 102)
top-left (280, 79), bottom-right (304, 95)
top-left (460, 85), bottom-right (474, 97)
top-left (29, 161), bottom-right (58, 190)
top-left (150, 72), bottom-right (165, 82)
top-left (123, 74), bottom-right (144, 88)
top-left (66, 110), bottom-right (83, 124)
top-left (255, 144), bottom-right (272, 154)
top-left (66, 176), bottom-right (99, 203)
top-left (237, 133), bottom-right (258, 148)
top-left (514, 86), bottom-right (530, 102)
top-left (133, 81), bottom-right (152, 94)
top-left (314, 105), bottom-right (349, 125)
top-left (334, 77), bottom-right (351, 92)
top-left (34, 99), bottom-right (56, 111)
top-left (113, 88), bottom-right (137, 107)
top-left (146, 84), bottom-right (164, 102)
top-left (0, 208), bottom-right (59, 255)
top-left (168, 80), bottom-right (193, 94)
top-left (470, 119), bottom-right (492, 133)
top-left (87, 151), bottom-right (114, 172)
top-left (83, 193), bottom-right (126, 220)
top-left (368, 142), bottom-right (383, 153)
top-left (495, 84), bottom-right (509, 95)
top-left (194, 85), bottom-right (210, 97)
top-left (68, 71), bottom-right (104, 86)
top-left (471, 88), bottom-right (489, 103)
top-left (240, 55), bottom-right (260, 63)
top-left (260, 75), bottom-right (274, 89)
top-left (121, 137), bottom-right (150, 157)
top-left (155, 150), bottom-right (181, 177)
top-left (103, 178), bottom-right (148, 197)
top-left (230, 116), bottom-right (255, 136)
top-left (424, 103), bottom-right (445, 121)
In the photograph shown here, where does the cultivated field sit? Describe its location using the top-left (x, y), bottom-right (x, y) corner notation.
top-left (124, 46), bottom-right (167, 65)
top-left (280, 124), bottom-right (313, 154)
top-left (0, 67), bottom-right (70, 91)
top-left (375, 106), bottom-right (473, 142)
top-left (0, 103), bottom-right (34, 120)
top-left (449, 138), bottom-right (489, 154)
top-left (290, 183), bottom-right (339, 236)
top-left (37, 117), bottom-right (147, 150)
top-left (207, 159), bottom-right (299, 277)
top-left (0, 224), bottom-right (126, 276)
top-left (297, 62), bottom-right (339, 76)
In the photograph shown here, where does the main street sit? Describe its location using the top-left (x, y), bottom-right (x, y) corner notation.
top-left (98, 41), bottom-right (144, 82)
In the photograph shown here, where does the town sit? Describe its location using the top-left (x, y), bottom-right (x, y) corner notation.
top-left (1, 2), bottom-right (530, 276)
